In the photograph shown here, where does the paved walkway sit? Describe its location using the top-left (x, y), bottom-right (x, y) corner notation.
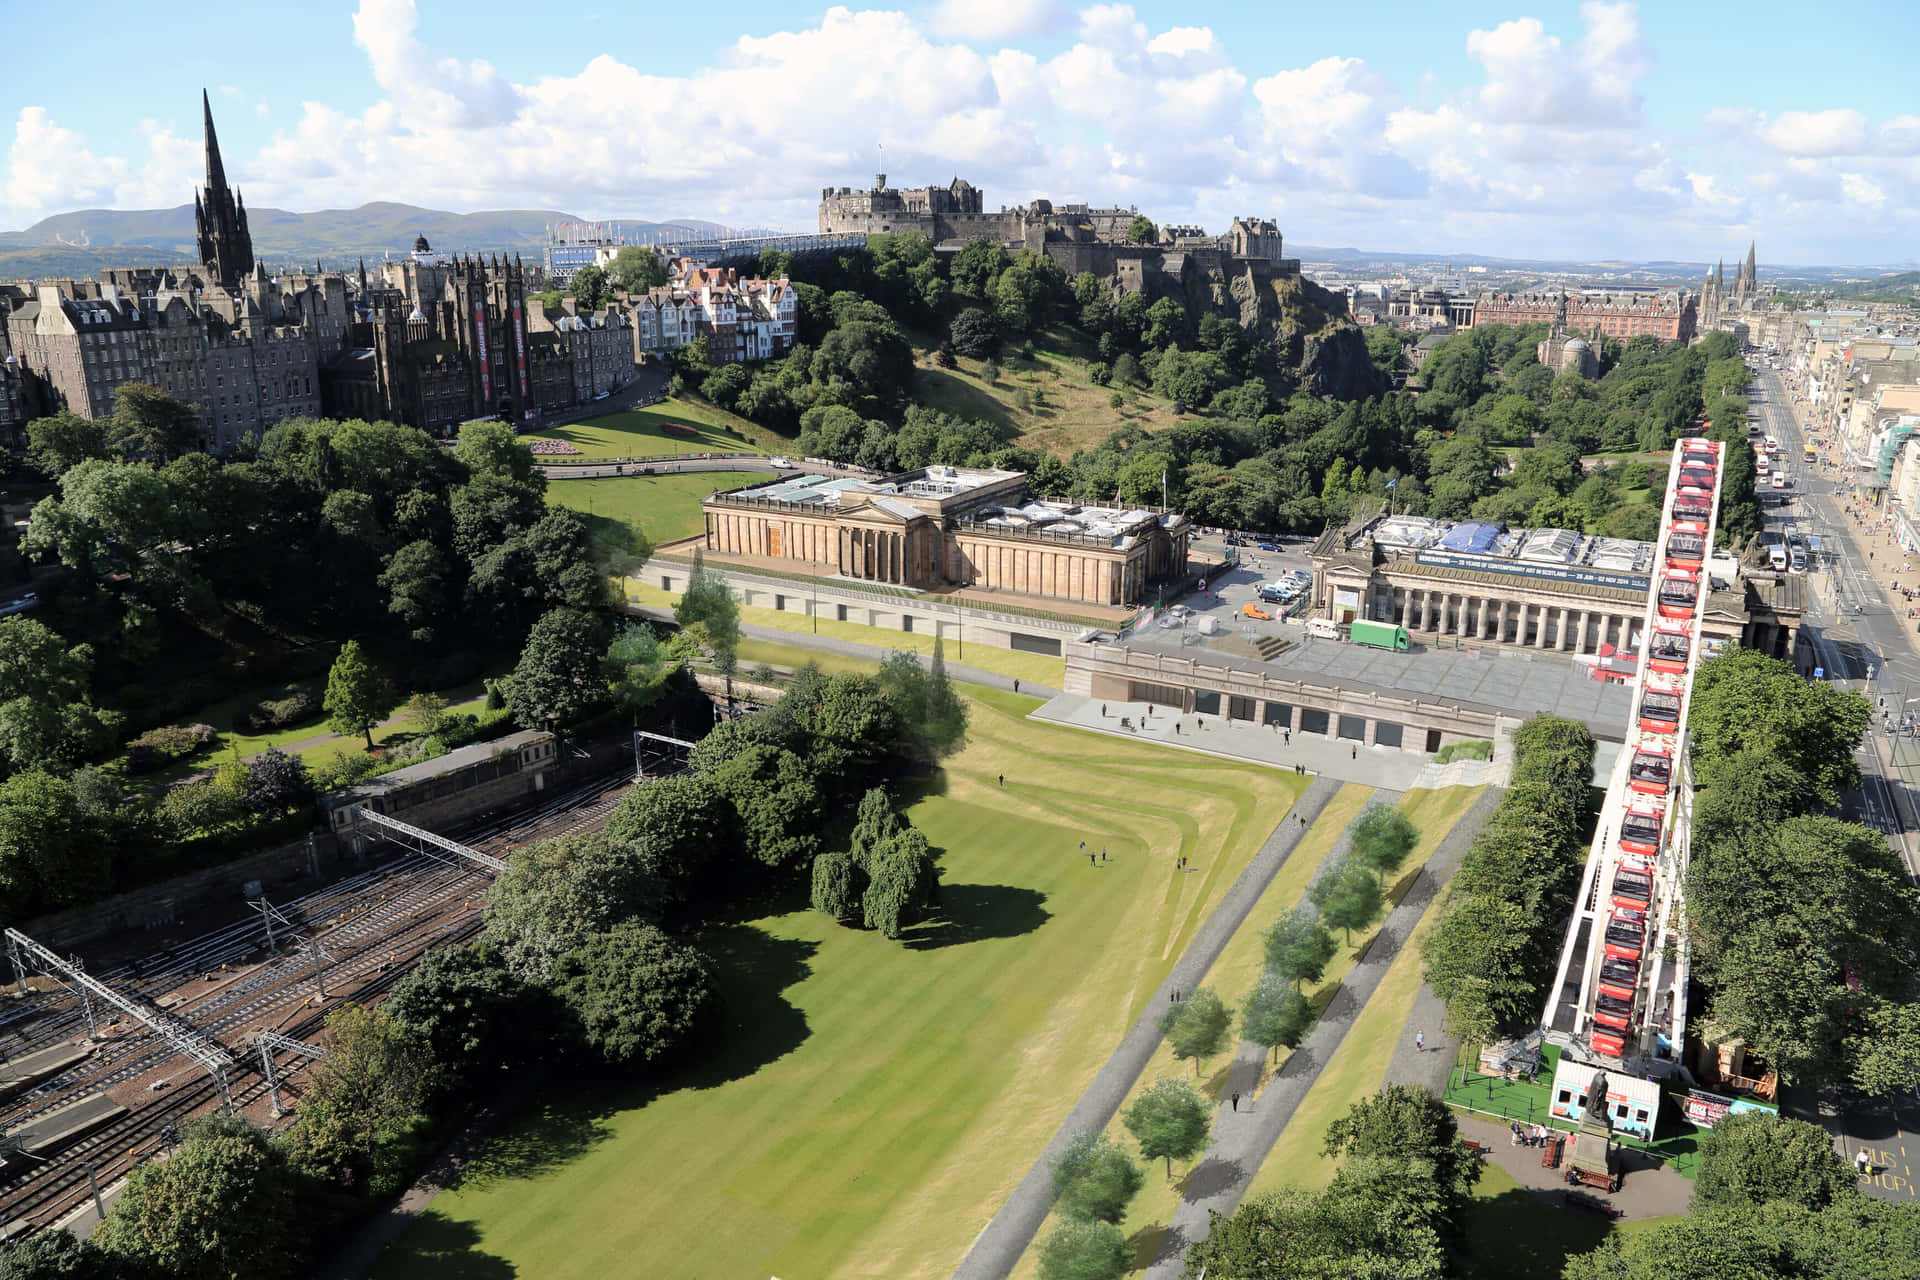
top-left (623, 606), bottom-right (1061, 697)
top-left (949, 776), bottom-right (1343, 1280)
top-left (1028, 695), bottom-right (1432, 789)
top-left (1142, 785), bottom-right (1506, 1278)
top-left (1451, 1114), bottom-right (1693, 1221)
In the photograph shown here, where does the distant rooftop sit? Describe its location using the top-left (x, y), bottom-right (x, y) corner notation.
top-left (1349, 513), bottom-right (1656, 580)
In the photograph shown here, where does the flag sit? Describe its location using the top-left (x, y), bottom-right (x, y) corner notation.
top-left (1386, 478), bottom-right (1397, 489)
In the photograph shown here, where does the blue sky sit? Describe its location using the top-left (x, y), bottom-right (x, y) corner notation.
top-left (7, 0), bottom-right (1919, 264)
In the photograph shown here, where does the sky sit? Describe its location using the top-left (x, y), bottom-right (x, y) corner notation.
top-left (5, 0), bottom-right (1919, 266)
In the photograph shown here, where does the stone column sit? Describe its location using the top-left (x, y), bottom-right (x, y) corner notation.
top-left (1541, 606), bottom-right (1559, 649)
top-left (1531, 605), bottom-right (1549, 648)
top-left (1364, 719), bottom-right (1379, 745)
top-left (1573, 610), bottom-right (1590, 654)
top-left (1458, 596), bottom-right (1475, 636)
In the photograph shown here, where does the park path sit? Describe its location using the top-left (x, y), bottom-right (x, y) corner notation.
top-left (1140, 785), bottom-right (1505, 1279)
top-left (948, 774), bottom-right (1342, 1280)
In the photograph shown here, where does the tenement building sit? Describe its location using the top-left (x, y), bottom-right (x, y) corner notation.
top-left (1309, 508), bottom-right (1801, 660)
top-left (629, 259), bottom-right (797, 363)
top-left (700, 466), bottom-right (1192, 607)
top-left (1473, 288), bottom-right (1696, 344)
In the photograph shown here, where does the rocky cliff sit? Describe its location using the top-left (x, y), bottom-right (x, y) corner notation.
top-left (1221, 268), bottom-right (1383, 401)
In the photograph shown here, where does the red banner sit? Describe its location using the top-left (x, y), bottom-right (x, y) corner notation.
top-left (511, 300), bottom-right (528, 400)
top-left (473, 302), bottom-right (492, 402)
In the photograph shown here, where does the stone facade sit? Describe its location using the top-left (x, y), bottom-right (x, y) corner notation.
top-left (628, 260), bottom-right (796, 363)
top-left (1474, 288), bottom-right (1696, 344)
top-left (1697, 244), bottom-right (1762, 339)
top-left (701, 466), bottom-right (1192, 607)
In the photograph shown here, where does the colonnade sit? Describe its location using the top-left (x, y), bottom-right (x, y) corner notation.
top-left (839, 526), bottom-right (911, 585)
top-left (1387, 585), bottom-right (1640, 655)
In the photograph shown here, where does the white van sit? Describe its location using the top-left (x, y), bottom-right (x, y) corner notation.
top-left (1771, 470), bottom-right (1789, 489)
top-left (1305, 618), bottom-right (1343, 640)
top-left (1767, 544), bottom-right (1789, 571)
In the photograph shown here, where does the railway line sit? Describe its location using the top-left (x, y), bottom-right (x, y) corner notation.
top-left (0, 769), bottom-right (634, 1235)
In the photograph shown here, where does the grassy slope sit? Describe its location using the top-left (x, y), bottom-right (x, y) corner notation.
top-left (529, 398), bottom-right (783, 459)
top-left (546, 472), bottom-right (757, 547)
top-left (625, 580), bottom-right (1067, 687)
top-left (912, 330), bottom-right (1183, 460)
top-left (371, 689), bottom-right (1306, 1280)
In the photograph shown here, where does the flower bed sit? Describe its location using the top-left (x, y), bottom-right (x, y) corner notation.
top-left (662, 422), bottom-right (699, 439)
top-left (525, 437), bottom-right (584, 455)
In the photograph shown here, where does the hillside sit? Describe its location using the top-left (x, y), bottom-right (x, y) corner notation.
top-left (0, 204), bottom-right (735, 276)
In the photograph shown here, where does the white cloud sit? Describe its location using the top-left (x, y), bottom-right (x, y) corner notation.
top-left (926, 0), bottom-right (1065, 42)
top-left (1, 1), bottom-right (1916, 263)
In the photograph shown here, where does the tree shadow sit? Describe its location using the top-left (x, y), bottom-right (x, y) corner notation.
top-left (900, 884), bottom-right (1051, 950)
top-left (1460, 1187), bottom-right (1615, 1276)
top-left (449, 1097), bottom-right (617, 1190)
top-left (676, 922), bottom-right (818, 1089)
top-left (379, 1209), bottom-right (518, 1279)
top-left (1183, 1153), bottom-right (1247, 1200)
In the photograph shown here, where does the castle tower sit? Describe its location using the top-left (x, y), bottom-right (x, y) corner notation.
top-left (194, 91), bottom-right (255, 289)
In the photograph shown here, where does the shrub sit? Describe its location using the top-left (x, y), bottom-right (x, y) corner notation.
top-left (126, 722), bottom-right (218, 772)
top-left (233, 684), bottom-right (318, 735)
top-left (1434, 740), bottom-right (1494, 764)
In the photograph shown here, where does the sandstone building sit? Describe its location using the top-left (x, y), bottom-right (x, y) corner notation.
top-left (629, 259), bottom-right (797, 363)
top-left (701, 466), bottom-right (1192, 607)
top-left (1473, 288), bottom-right (1695, 344)
top-left (1697, 244), bottom-right (1763, 341)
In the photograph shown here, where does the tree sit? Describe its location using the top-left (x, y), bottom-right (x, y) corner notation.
top-left (109, 383), bottom-right (203, 461)
top-left (1037, 1218), bottom-right (1129, 1280)
top-left (96, 1114), bottom-right (296, 1280)
top-left (0, 770), bottom-right (107, 917)
top-left (810, 850), bottom-right (866, 921)
top-left (1563, 1198), bottom-right (1920, 1280)
top-left (1311, 860), bottom-right (1384, 943)
top-left (288, 1005), bottom-right (431, 1199)
top-left (1689, 649), bottom-right (1870, 807)
top-left (385, 944), bottom-right (540, 1090)
top-left (1241, 973), bottom-right (1313, 1063)
top-left (24, 410), bottom-right (110, 477)
top-left (1262, 910), bottom-right (1336, 990)
top-left (604, 773), bottom-right (733, 912)
top-left (950, 307), bottom-right (1000, 359)
top-left (609, 246), bottom-right (668, 293)
top-left (552, 920), bottom-right (712, 1067)
top-left (1050, 1131), bottom-right (1144, 1224)
top-left (675, 552), bottom-right (740, 677)
top-left (0, 1229), bottom-right (117, 1280)
top-left (863, 826), bottom-right (940, 939)
top-left (571, 264), bottom-right (610, 311)
top-left (323, 640), bottom-right (390, 750)
top-left (509, 607), bottom-right (612, 731)
top-left (605, 623), bottom-right (671, 717)
top-left (1321, 1084), bottom-right (1481, 1202)
top-left (874, 644), bottom-right (967, 761)
top-left (243, 747), bottom-right (314, 813)
top-left (1350, 804), bottom-right (1420, 885)
top-left (1847, 996), bottom-right (1920, 1097)
top-left (1693, 1111), bottom-right (1858, 1212)
top-left (1126, 215), bottom-right (1157, 244)
top-left (702, 742), bottom-right (822, 870)
top-left (1122, 1077), bottom-right (1211, 1177)
top-left (1160, 986), bottom-right (1232, 1075)
top-left (482, 834), bottom-right (654, 982)
top-left (379, 538), bottom-right (455, 643)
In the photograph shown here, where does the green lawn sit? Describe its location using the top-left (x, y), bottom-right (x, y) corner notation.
top-left (526, 398), bottom-right (783, 459)
top-left (548, 472), bottom-right (758, 549)
top-left (372, 689), bottom-right (1307, 1280)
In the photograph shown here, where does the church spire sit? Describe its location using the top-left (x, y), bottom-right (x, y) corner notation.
top-left (194, 90), bottom-right (254, 289)
top-left (202, 89), bottom-right (226, 195)
top-left (1743, 242), bottom-right (1757, 289)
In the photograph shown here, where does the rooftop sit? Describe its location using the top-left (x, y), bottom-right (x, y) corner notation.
top-left (1348, 513), bottom-right (1656, 579)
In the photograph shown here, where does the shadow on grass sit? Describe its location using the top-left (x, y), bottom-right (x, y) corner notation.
top-left (678, 922), bottom-right (818, 1089)
top-left (449, 1097), bottom-right (617, 1192)
top-left (378, 1209), bottom-right (518, 1279)
top-left (1459, 1188), bottom-right (1615, 1280)
top-left (901, 883), bottom-right (1051, 950)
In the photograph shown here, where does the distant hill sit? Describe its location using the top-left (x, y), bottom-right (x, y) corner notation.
top-left (0, 203), bottom-right (739, 277)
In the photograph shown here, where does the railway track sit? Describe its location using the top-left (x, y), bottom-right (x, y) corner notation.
top-left (0, 771), bottom-right (632, 1232)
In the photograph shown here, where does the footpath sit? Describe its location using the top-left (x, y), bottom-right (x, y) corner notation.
top-left (949, 775), bottom-right (1342, 1280)
top-left (1140, 785), bottom-right (1505, 1278)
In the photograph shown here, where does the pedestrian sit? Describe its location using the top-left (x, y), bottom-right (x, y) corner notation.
top-left (1284, 729), bottom-right (1291, 745)
top-left (1351, 745), bottom-right (1357, 760)
top-left (1101, 703), bottom-right (1107, 717)
top-left (1415, 1030), bottom-right (1425, 1053)
top-left (999, 774), bottom-right (1004, 787)
top-left (1149, 703), bottom-right (1155, 716)
top-left (1231, 1092), bottom-right (1241, 1112)
top-left (1175, 722), bottom-right (1181, 734)
top-left (1013, 679), bottom-right (1020, 693)
top-left (1101, 847), bottom-right (1108, 863)
top-left (1510, 1122), bottom-right (1524, 1147)
top-left (1089, 851), bottom-right (1096, 867)
top-left (1856, 1148), bottom-right (1873, 1176)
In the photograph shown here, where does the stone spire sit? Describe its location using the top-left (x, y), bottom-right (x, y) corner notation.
top-left (193, 90), bottom-right (255, 289)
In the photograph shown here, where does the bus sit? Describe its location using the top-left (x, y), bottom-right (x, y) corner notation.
top-left (1803, 444), bottom-right (1817, 465)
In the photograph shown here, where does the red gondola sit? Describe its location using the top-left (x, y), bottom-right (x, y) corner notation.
top-left (1665, 528), bottom-right (1707, 565)
top-left (1681, 439), bottom-right (1717, 464)
top-left (1594, 992), bottom-right (1635, 1031)
top-left (1591, 1030), bottom-right (1627, 1058)
top-left (1599, 956), bottom-right (1640, 1001)
top-left (1603, 909), bottom-right (1646, 961)
top-left (1648, 625), bottom-right (1692, 673)
top-left (1611, 866), bottom-right (1655, 909)
top-left (1638, 683), bottom-right (1682, 734)
top-left (1673, 487), bottom-right (1714, 519)
top-left (1628, 742), bottom-right (1673, 795)
top-left (1656, 569), bottom-right (1700, 619)
top-left (1619, 807), bottom-right (1664, 857)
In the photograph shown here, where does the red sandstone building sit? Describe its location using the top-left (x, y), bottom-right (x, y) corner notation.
top-left (1472, 289), bottom-right (1695, 344)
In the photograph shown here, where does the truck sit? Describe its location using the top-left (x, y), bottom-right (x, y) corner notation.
top-left (1349, 620), bottom-right (1412, 651)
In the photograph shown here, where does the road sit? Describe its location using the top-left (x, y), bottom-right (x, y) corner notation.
top-left (1750, 367), bottom-right (1920, 877)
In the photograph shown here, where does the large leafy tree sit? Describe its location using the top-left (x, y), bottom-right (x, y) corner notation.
top-left (23, 409), bottom-right (110, 477)
top-left (1241, 972), bottom-right (1313, 1064)
top-left (1690, 649), bottom-right (1870, 806)
top-left (604, 773), bottom-right (734, 913)
top-left (287, 1005), bottom-right (432, 1199)
top-left (1050, 1132), bottom-right (1144, 1225)
top-left (1693, 1111), bottom-right (1858, 1213)
top-left (1159, 987), bottom-right (1233, 1076)
top-left (482, 834), bottom-right (654, 983)
top-left (674, 552), bottom-right (741, 676)
top-left (385, 944), bottom-right (542, 1091)
top-left (609, 246), bottom-right (668, 293)
top-left (322, 640), bottom-right (391, 750)
top-left (1311, 859), bottom-right (1383, 943)
top-left (875, 643), bottom-right (968, 762)
top-left (1122, 1077), bottom-right (1211, 1178)
top-left (1262, 910), bottom-right (1337, 991)
top-left (1350, 804), bottom-right (1420, 885)
top-left (109, 382), bottom-right (204, 461)
top-left (1037, 1218), bottom-right (1129, 1280)
top-left (0, 617), bottom-right (110, 777)
top-left (96, 1114), bottom-right (297, 1280)
top-left (508, 607), bottom-right (613, 731)
top-left (1321, 1085), bottom-right (1481, 1203)
top-left (0, 770), bottom-right (108, 919)
top-left (861, 825), bottom-right (939, 938)
top-left (552, 920), bottom-right (713, 1067)
top-left (1564, 1198), bottom-right (1920, 1280)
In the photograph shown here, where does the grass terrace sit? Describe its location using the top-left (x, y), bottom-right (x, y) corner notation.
top-left (527, 398), bottom-right (783, 459)
top-left (547, 472), bottom-right (759, 549)
top-left (371, 687), bottom-right (1307, 1280)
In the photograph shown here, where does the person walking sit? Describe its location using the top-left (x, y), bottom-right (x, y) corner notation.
top-left (1351, 745), bottom-right (1357, 760)
top-left (998, 774), bottom-right (1004, 787)
top-left (1101, 848), bottom-right (1108, 863)
top-left (1089, 851), bottom-right (1096, 867)
top-left (1415, 1030), bottom-right (1425, 1054)
top-left (1013, 679), bottom-right (1020, 693)
top-left (1231, 1092), bottom-right (1241, 1113)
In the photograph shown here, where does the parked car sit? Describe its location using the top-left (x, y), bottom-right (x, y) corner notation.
top-left (1257, 541), bottom-right (1281, 551)
top-left (1240, 603), bottom-right (1273, 621)
top-left (1224, 534), bottom-right (1248, 546)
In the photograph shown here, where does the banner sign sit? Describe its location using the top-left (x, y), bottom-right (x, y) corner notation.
top-left (473, 303), bottom-right (492, 402)
top-left (1682, 1089), bottom-right (1774, 1129)
top-left (1414, 549), bottom-right (1650, 592)
top-left (511, 301), bottom-right (529, 400)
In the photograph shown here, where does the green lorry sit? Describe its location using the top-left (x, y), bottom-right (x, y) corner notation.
top-left (1349, 620), bottom-right (1412, 651)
